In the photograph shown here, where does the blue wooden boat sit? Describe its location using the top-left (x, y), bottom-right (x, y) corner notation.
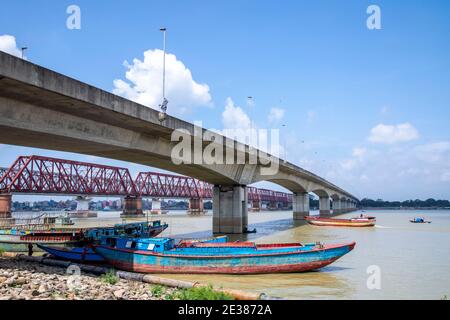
top-left (93, 238), bottom-right (356, 274)
top-left (37, 232), bottom-right (227, 264)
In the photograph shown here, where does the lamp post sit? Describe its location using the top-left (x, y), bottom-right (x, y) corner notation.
top-left (282, 124), bottom-right (287, 162)
top-left (21, 47), bottom-right (28, 59)
top-left (247, 96), bottom-right (255, 145)
top-left (158, 27), bottom-right (168, 122)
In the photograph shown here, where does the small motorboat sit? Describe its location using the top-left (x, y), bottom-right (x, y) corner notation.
top-left (305, 215), bottom-right (376, 227)
top-left (410, 217), bottom-right (431, 224)
top-left (93, 237), bottom-right (356, 274)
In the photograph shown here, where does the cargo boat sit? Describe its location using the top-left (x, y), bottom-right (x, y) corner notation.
top-left (305, 216), bottom-right (376, 227)
top-left (38, 234), bottom-right (227, 263)
top-left (93, 238), bottom-right (356, 274)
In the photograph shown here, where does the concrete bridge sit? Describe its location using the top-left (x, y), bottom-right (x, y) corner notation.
top-left (0, 51), bottom-right (358, 233)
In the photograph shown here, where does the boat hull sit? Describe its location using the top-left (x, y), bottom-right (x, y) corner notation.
top-left (305, 217), bottom-right (376, 227)
top-left (37, 244), bottom-right (105, 263)
top-left (94, 242), bottom-right (355, 274)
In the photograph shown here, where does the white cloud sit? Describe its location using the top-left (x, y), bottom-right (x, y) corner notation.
top-left (352, 147), bottom-right (367, 159)
top-left (113, 49), bottom-right (212, 117)
top-left (0, 35), bottom-right (24, 58)
top-left (221, 97), bottom-right (251, 130)
top-left (414, 142), bottom-right (450, 163)
top-left (332, 140), bottom-right (450, 199)
top-left (268, 107), bottom-right (285, 123)
top-left (340, 158), bottom-right (358, 171)
top-left (368, 123), bottom-right (419, 144)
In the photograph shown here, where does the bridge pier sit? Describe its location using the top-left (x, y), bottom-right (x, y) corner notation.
top-left (122, 195), bottom-right (144, 217)
top-left (213, 185), bottom-right (248, 234)
top-left (249, 199), bottom-right (261, 212)
top-left (332, 199), bottom-right (341, 214)
top-left (319, 196), bottom-right (331, 216)
top-left (0, 194), bottom-right (12, 219)
top-left (187, 198), bottom-right (205, 215)
top-left (293, 192), bottom-right (310, 220)
top-left (340, 200), bottom-right (347, 213)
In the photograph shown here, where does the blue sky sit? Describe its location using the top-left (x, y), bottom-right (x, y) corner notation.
top-left (1, 0), bottom-right (450, 201)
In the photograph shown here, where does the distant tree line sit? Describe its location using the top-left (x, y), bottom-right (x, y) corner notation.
top-left (360, 198), bottom-right (450, 208)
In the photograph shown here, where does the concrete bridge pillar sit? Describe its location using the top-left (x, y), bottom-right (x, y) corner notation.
top-left (340, 200), bottom-right (347, 213)
top-left (75, 196), bottom-right (91, 211)
top-left (122, 195), bottom-right (143, 216)
top-left (293, 192), bottom-right (310, 220)
top-left (213, 185), bottom-right (248, 234)
top-left (249, 199), bottom-right (261, 212)
top-left (0, 194), bottom-right (12, 218)
top-left (332, 199), bottom-right (341, 214)
top-left (319, 196), bottom-right (331, 216)
top-left (188, 198), bottom-right (205, 215)
top-left (150, 198), bottom-right (163, 214)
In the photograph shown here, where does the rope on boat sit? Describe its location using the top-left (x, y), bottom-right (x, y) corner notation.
top-left (11, 254), bottom-right (279, 300)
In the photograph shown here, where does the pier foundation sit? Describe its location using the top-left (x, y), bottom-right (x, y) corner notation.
top-left (213, 185), bottom-right (248, 234)
top-left (249, 199), bottom-right (261, 212)
top-left (0, 194), bottom-right (12, 218)
top-left (121, 195), bottom-right (143, 217)
top-left (293, 192), bottom-right (310, 220)
top-left (187, 198), bottom-right (205, 215)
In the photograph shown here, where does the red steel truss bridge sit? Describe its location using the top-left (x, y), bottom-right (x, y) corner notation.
top-left (0, 155), bottom-right (292, 204)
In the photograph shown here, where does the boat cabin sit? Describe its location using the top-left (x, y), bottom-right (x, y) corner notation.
top-left (101, 237), bottom-right (175, 253)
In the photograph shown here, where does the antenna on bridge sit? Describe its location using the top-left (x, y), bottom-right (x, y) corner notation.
top-left (158, 27), bottom-right (168, 123)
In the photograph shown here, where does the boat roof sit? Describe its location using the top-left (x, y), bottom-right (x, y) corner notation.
top-left (116, 237), bottom-right (173, 244)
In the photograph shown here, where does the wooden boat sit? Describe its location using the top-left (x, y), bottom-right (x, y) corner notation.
top-left (93, 238), bottom-right (356, 274)
top-left (0, 220), bottom-right (167, 253)
top-left (410, 218), bottom-right (431, 224)
top-left (0, 228), bottom-right (86, 252)
top-left (305, 216), bottom-right (376, 227)
top-left (38, 234), bottom-right (227, 263)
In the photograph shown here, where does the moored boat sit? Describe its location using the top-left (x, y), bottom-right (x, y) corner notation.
top-left (305, 216), bottom-right (376, 227)
top-left (38, 234), bottom-right (228, 263)
top-left (0, 220), bottom-right (168, 253)
top-left (0, 228), bottom-right (86, 252)
top-left (93, 238), bottom-right (356, 274)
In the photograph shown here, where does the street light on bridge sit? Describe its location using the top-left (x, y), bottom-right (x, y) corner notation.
top-left (21, 47), bottom-right (28, 59)
top-left (158, 27), bottom-right (168, 123)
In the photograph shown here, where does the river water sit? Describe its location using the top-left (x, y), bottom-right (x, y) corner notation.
top-left (13, 209), bottom-right (450, 299)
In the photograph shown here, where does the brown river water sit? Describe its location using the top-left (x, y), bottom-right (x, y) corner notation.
top-left (14, 209), bottom-right (450, 299)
